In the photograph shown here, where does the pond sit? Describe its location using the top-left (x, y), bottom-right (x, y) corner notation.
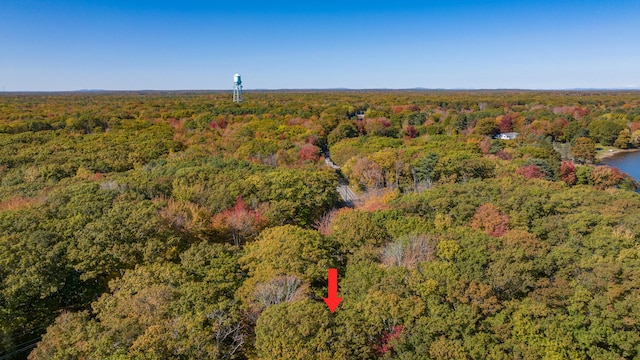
top-left (600, 150), bottom-right (640, 182)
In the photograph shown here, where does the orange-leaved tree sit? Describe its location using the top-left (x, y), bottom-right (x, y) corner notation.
top-left (471, 203), bottom-right (510, 237)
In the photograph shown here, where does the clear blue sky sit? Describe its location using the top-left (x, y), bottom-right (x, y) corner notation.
top-left (1, 0), bottom-right (639, 91)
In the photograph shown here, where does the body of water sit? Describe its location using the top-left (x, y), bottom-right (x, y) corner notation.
top-left (601, 150), bottom-right (640, 182)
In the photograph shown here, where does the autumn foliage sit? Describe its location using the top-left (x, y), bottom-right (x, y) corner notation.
top-left (516, 165), bottom-right (545, 180)
top-left (375, 325), bottom-right (403, 356)
top-left (405, 125), bottom-right (418, 138)
top-left (297, 143), bottom-right (321, 164)
top-left (560, 161), bottom-right (577, 185)
top-left (498, 114), bottom-right (514, 133)
top-left (589, 165), bottom-right (628, 189)
top-left (211, 197), bottom-right (266, 246)
top-left (3, 91), bottom-right (640, 359)
top-left (471, 203), bottom-right (510, 237)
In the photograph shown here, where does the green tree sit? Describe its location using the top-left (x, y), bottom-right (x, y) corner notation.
top-left (575, 165), bottom-right (593, 184)
top-left (473, 118), bottom-right (499, 136)
top-left (631, 129), bottom-right (640, 147)
top-left (254, 300), bottom-right (335, 359)
top-left (571, 137), bottom-right (596, 164)
top-left (237, 225), bottom-right (338, 309)
top-left (237, 169), bottom-right (339, 227)
top-left (328, 121), bottom-right (359, 145)
top-left (614, 128), bottom-right (632, 149)
top-left (434, 152), bottom-right (495, 182)
top-left (31, 243), bottom-right (245, 360)
top-left (588, 119), bottom-right (625, 146)
top-left (413, 153), bottom-right (439, 188)
top-left (331, 210), bottom-right (390, 255)
top-left (67, 198), bottom-right (185, 282)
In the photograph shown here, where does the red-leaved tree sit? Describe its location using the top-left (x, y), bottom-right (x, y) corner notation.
top-left (298, 144), bottom-right (321, 164)
top-left (211, 197), bottom-right (266, 246)
top-left (499, 114), bottom-right (514, 133)
top-left (375, 325), bottom-right (403, 356)
top-left (560, 161), bottom-right (577, 185)
top-left (516, 165), bottom-right (545, 180)
top-left (405, 125), bottom-right (418, 138)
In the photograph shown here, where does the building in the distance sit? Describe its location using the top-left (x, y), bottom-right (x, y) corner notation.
top-left (496, 132), bottom-right (519, 140)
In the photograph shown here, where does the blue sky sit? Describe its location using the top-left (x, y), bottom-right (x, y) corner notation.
top-left (1, 0), bottom-right (639, 90)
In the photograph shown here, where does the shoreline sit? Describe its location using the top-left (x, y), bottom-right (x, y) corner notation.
top-left (597, 148), bottom-right (640, 160)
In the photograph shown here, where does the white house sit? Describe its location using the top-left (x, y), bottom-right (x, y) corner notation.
top-left (496, 132), bottom-right (519, 140)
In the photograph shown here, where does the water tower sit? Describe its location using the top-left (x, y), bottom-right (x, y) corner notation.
top-left (233, 73), bottom-right (243, 103)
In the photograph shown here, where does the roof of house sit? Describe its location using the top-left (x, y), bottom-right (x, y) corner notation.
top-left (497, 132), bottom-right (519, 139)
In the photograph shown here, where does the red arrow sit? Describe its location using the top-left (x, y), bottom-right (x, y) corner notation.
top-left (323, 268), bottom-right (342, 313)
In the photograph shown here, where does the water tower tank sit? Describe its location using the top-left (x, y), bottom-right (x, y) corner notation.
top-left (234, 73), bottom-right (242, 85)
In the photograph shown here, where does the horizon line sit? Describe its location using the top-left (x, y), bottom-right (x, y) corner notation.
top-left (2, 87), bottom-right (640, 94)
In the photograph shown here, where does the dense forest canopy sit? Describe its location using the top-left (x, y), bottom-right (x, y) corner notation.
top-left (1, 90), bottom-right (640, 359)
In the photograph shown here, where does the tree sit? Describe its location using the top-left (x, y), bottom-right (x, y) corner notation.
top-left (523, 158), bottom-right (555, 180)
top-left (31, 245), bottom-right (245, 360)
top-left (328, 122), bottom-right (359, 145)
top-left (67, 198), bottom-right (184, 282)
top-left (252, 275), bottom-right (308, 311)
top-left (297, 143), bottom-right (321, 164)
top-left (239, 225), bottom-right (337, 284)
top-left (330, 210), bottom-right (389, 255)
top-left (434, 152), bottom-right (495, 183)
top-left (588, 119), bottom-right (625, 146)
top-left (516, 165), bottom-right (545, 180)
top-left (404, 125), bottom-right (418, 138)
top-left (473, 117), bottom-right (499, 137)
top-left (237, 169), bottom-right (339, 227)
top-left (211, 197), bottom-right (266, 246)
top-left (560, 161), bottom-right (577, 185)
top-left (406, 112), bottom-right (426, 126)
top-left (413, 153), bottom-right (438, 188)
top-left (550, 118), bottom-right (568, 140)
top-left (589, 165), bottom-right (627, 189)
top-left (614, 129), bottom-right (632, 149)
top-left (27, 311), bottom-right (96, 360)
top-left (575, 165), bottom-right (593, 185)
top-left (453, 114), bottom-right (470, 131)
top-left (471, 203), bottom-right (509, 237)
top-left (572, 137), bottom-right (596, 164)
top-left (348, 156), bottom-right (385, 190)
top-left (236, 225), bottom-right (338, 311)
top-left (631, 129), bottom-right (640, 147)
top-left (254, 300), bottom-right (334, 359)
top-left (369, 149), bottom-right (404, 189)
top-left (381, 234), bottom-right (435, 269)
top-left (364, 117), bottom-right (396, 137)
top-left (487, 230), bottom-right (548, 298)
top-left (499, 114), bottom-right (514, 133)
